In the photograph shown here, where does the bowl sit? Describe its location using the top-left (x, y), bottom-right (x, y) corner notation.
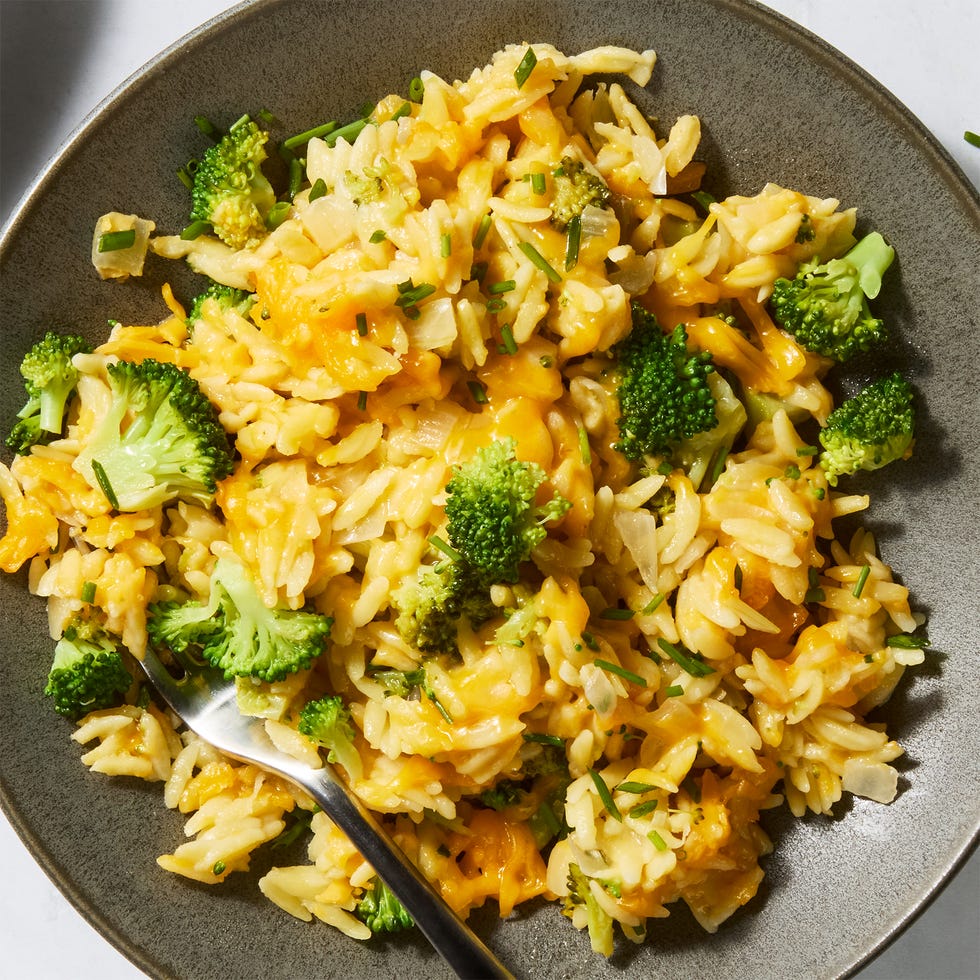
top-left (1, 2), bottom-right (978, 978)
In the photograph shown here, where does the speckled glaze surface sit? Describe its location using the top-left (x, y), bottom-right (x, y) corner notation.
top-left (1, 2), bottom-right (978, 978)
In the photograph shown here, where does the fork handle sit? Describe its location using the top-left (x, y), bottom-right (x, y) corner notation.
top-left (282, 760), bottom-right (515, 980)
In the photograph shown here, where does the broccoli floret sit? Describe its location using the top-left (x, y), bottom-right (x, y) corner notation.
top-left (44, 618), bottom-right (132, 718)
top-left (769, 232), bottom-right (895, 361)
top-left (298, 694), bottom-right (363, 782)
top-left (550, 156), bottom-right (611, 230)
top-left (444, 438), bottom-right (570, 585)
top-left (613, 303), bottom-right (717, 462)
top-left (148, 557), bottom-right (332, 682)
top-left (73, 358), bottom-right (233, 512)
top-left (6, 331), bottom-right (93, 451)
top-left (563, 863), bottom-right (615, 957)
top-left (391, 560), bottom-right (496, 655)
top-left (671, 371), bottom-right (747, 489)
top-left (819, 372), bottom-right (915, 485)
top-left (392, 438), bottom-right (566, 654)
top-left (187, 280), bottom-right (255, 325)
top-left (356, 877), bottom-right (414, 934)
top-left (189, 115), bottom-right (276, 250)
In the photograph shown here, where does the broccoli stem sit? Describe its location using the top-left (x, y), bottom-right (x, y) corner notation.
top-left (843, 231), bottom-right (895, 300)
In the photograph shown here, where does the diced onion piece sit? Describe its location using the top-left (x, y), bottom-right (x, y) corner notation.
top-left (841, 758), bottom-right (898, 804)
top-left (91, 212), bottom-right (155, 280)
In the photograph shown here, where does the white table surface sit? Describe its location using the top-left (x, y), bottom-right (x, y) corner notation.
top-left (1, 2), bottom-right (977, 978)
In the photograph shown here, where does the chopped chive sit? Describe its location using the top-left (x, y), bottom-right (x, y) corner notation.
top-left (324, 116), bottom-right (370, 146)
top-left (440, 232), bottom-right (452, 258)
top-left (784, 464), bottom-right (801, 480)
top-left (265, 200), bottom-right (291, 230)
top-left (629, 799), bottom-right (659, 819)
top-left (518, 241), bottom-right (561, 283)
top-left (212, 860), bottom-right (226, 875)
top-left (578, 425), bottom-right (591, 466)
top-left (796, 445), bottom-right (819, 456)
top-left (391, 101), bottom-right (412, 121)
top-left (283, 120), bottom-right (339, 150)
top-left (97, 229), bottom-right (136, 253)
top-left (286, 154), bottom-right (305, 200)
top-left (467, 380), bottom-right (488, 404)
top-left (530, 171), bottom-right (547, 195)
top-left (487, 279), bottom-right (516, 295)
top-left (257, 107), bottom-right (278, 126)
top-left (80, 581), bottom-right (97, 604)
top-left (617, 781), bottom-right (657, 794)
top-left (91, 460), bottom-right (119, 510)
top-left (470, 261), bottom-right (488, 282)
top-left (486, 297), bottom-right (508, 314)
top-left (657, 638), bottom-right (715, 677)
top-left (581, 631), bottom-right (600, 652)
top-left (369, 228), bottom-right (387, 243)
top-left (499, 323), bottom-right (518, 355)
top-left (176, 165), bottom-right (194, 189)
top-left (403, 305), bottom-right (421, 320)
top-left (864, 653), bottom-right (874, 663)
top-left (395, 282), bottom-right (436, 307)
top-left (430, 534), bottom-right (463, 561)
top-left (733, 563), bottom-right (743, 592)
top-left (522, 732), bottom-right (564, 747)
top-left (355, 312), bottom-right (368, 336)
top-left (193, 115), bottom-right (220, 140)
top-left (965, 130), bottom-right (980, 148)
top-left (656, 460), bottom-right (673, 476)
top-left (514, 47), bottom-right (538, 88)
top-left (648, 829), bottom-right (668, 851)
top-left (641, 593), bottom-right (665, 615)
top-left (599, 607), bottom-right (634, 621)
top-left (309, 178), bottom-right (328, 202)
top-left (805, 586), bottom-right (826, 603)
top-left (852, 565), bottom-right (871, 598)
top-left (356, 391), bottom-right (368, 411)
top-left (663, 684), bottom-right (684, 698)
top-left (588, 769), bottom-right (622, 821)
top-left (885, 634), bottom-right (929, 649)
top-left (564, 214), bottom-right (582, 271)
top-left (408, 76), bottom-right (425, 102)
top-left (690, 190), bottom-right (717, 214)
top-left (473, 213), bottom-right (492, 249)
top-left (595, 658), bottom-right (647, 687)
top-left (539, 354), bottom-right (554, 369)
top-left (426, 688), bottom-right (454, 725)
top-left (812, 486), bottom-right (826, 500)
top-left (180, 220), bottom-right (212, 241)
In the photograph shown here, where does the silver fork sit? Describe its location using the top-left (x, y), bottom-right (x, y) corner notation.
top-left (136, 646), bottom-right (514, 980)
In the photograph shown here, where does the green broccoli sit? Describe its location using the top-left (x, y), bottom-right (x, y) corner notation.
top-left (186, 280), bottom-right (255, 325)
top-left (444, 438), bottom-right (570, 585)
top-left (769, 232), bottom-right (895, 361)
top-left (44, 617), bottom-right (132, 718)
top-left (391, 438), bottom-right (567, 654)
top-left (563, 863), bottom-right (615, 956)
top-left (670, 371), bottom-right (747, 489)
top-left (298, 694), bottom-right (363, 782)
top-left (613, 302), bottom-right (717, 462)
top-left (356, 876), bottom-right (414, 933)
top-left (391, 560), bottom-right (495, 655)
top-left (148, 557), bottom-right (332, 682)
top-left (550, 156), bottom-right (611, 230)
top-left (819, 372), bottom-right (915, 485)
top-left (6, 331), bottom-right (93, 452)
top-left (73, 358), bottom-right (233, 512)
top-left (189, 115), bottom-right (276, 250)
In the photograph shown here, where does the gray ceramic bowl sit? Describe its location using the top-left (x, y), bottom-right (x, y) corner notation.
top-left (1, 2), bottom-right (978, 978)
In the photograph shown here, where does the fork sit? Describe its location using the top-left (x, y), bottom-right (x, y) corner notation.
top-left (136, 645), bottom-right (515, 980)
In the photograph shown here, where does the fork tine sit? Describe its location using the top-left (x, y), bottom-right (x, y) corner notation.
top-left (134, 646), bottom-right (186, 713)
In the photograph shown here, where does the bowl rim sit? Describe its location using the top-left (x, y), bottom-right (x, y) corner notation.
top-left (1, 2), bottom-right (978, 978)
